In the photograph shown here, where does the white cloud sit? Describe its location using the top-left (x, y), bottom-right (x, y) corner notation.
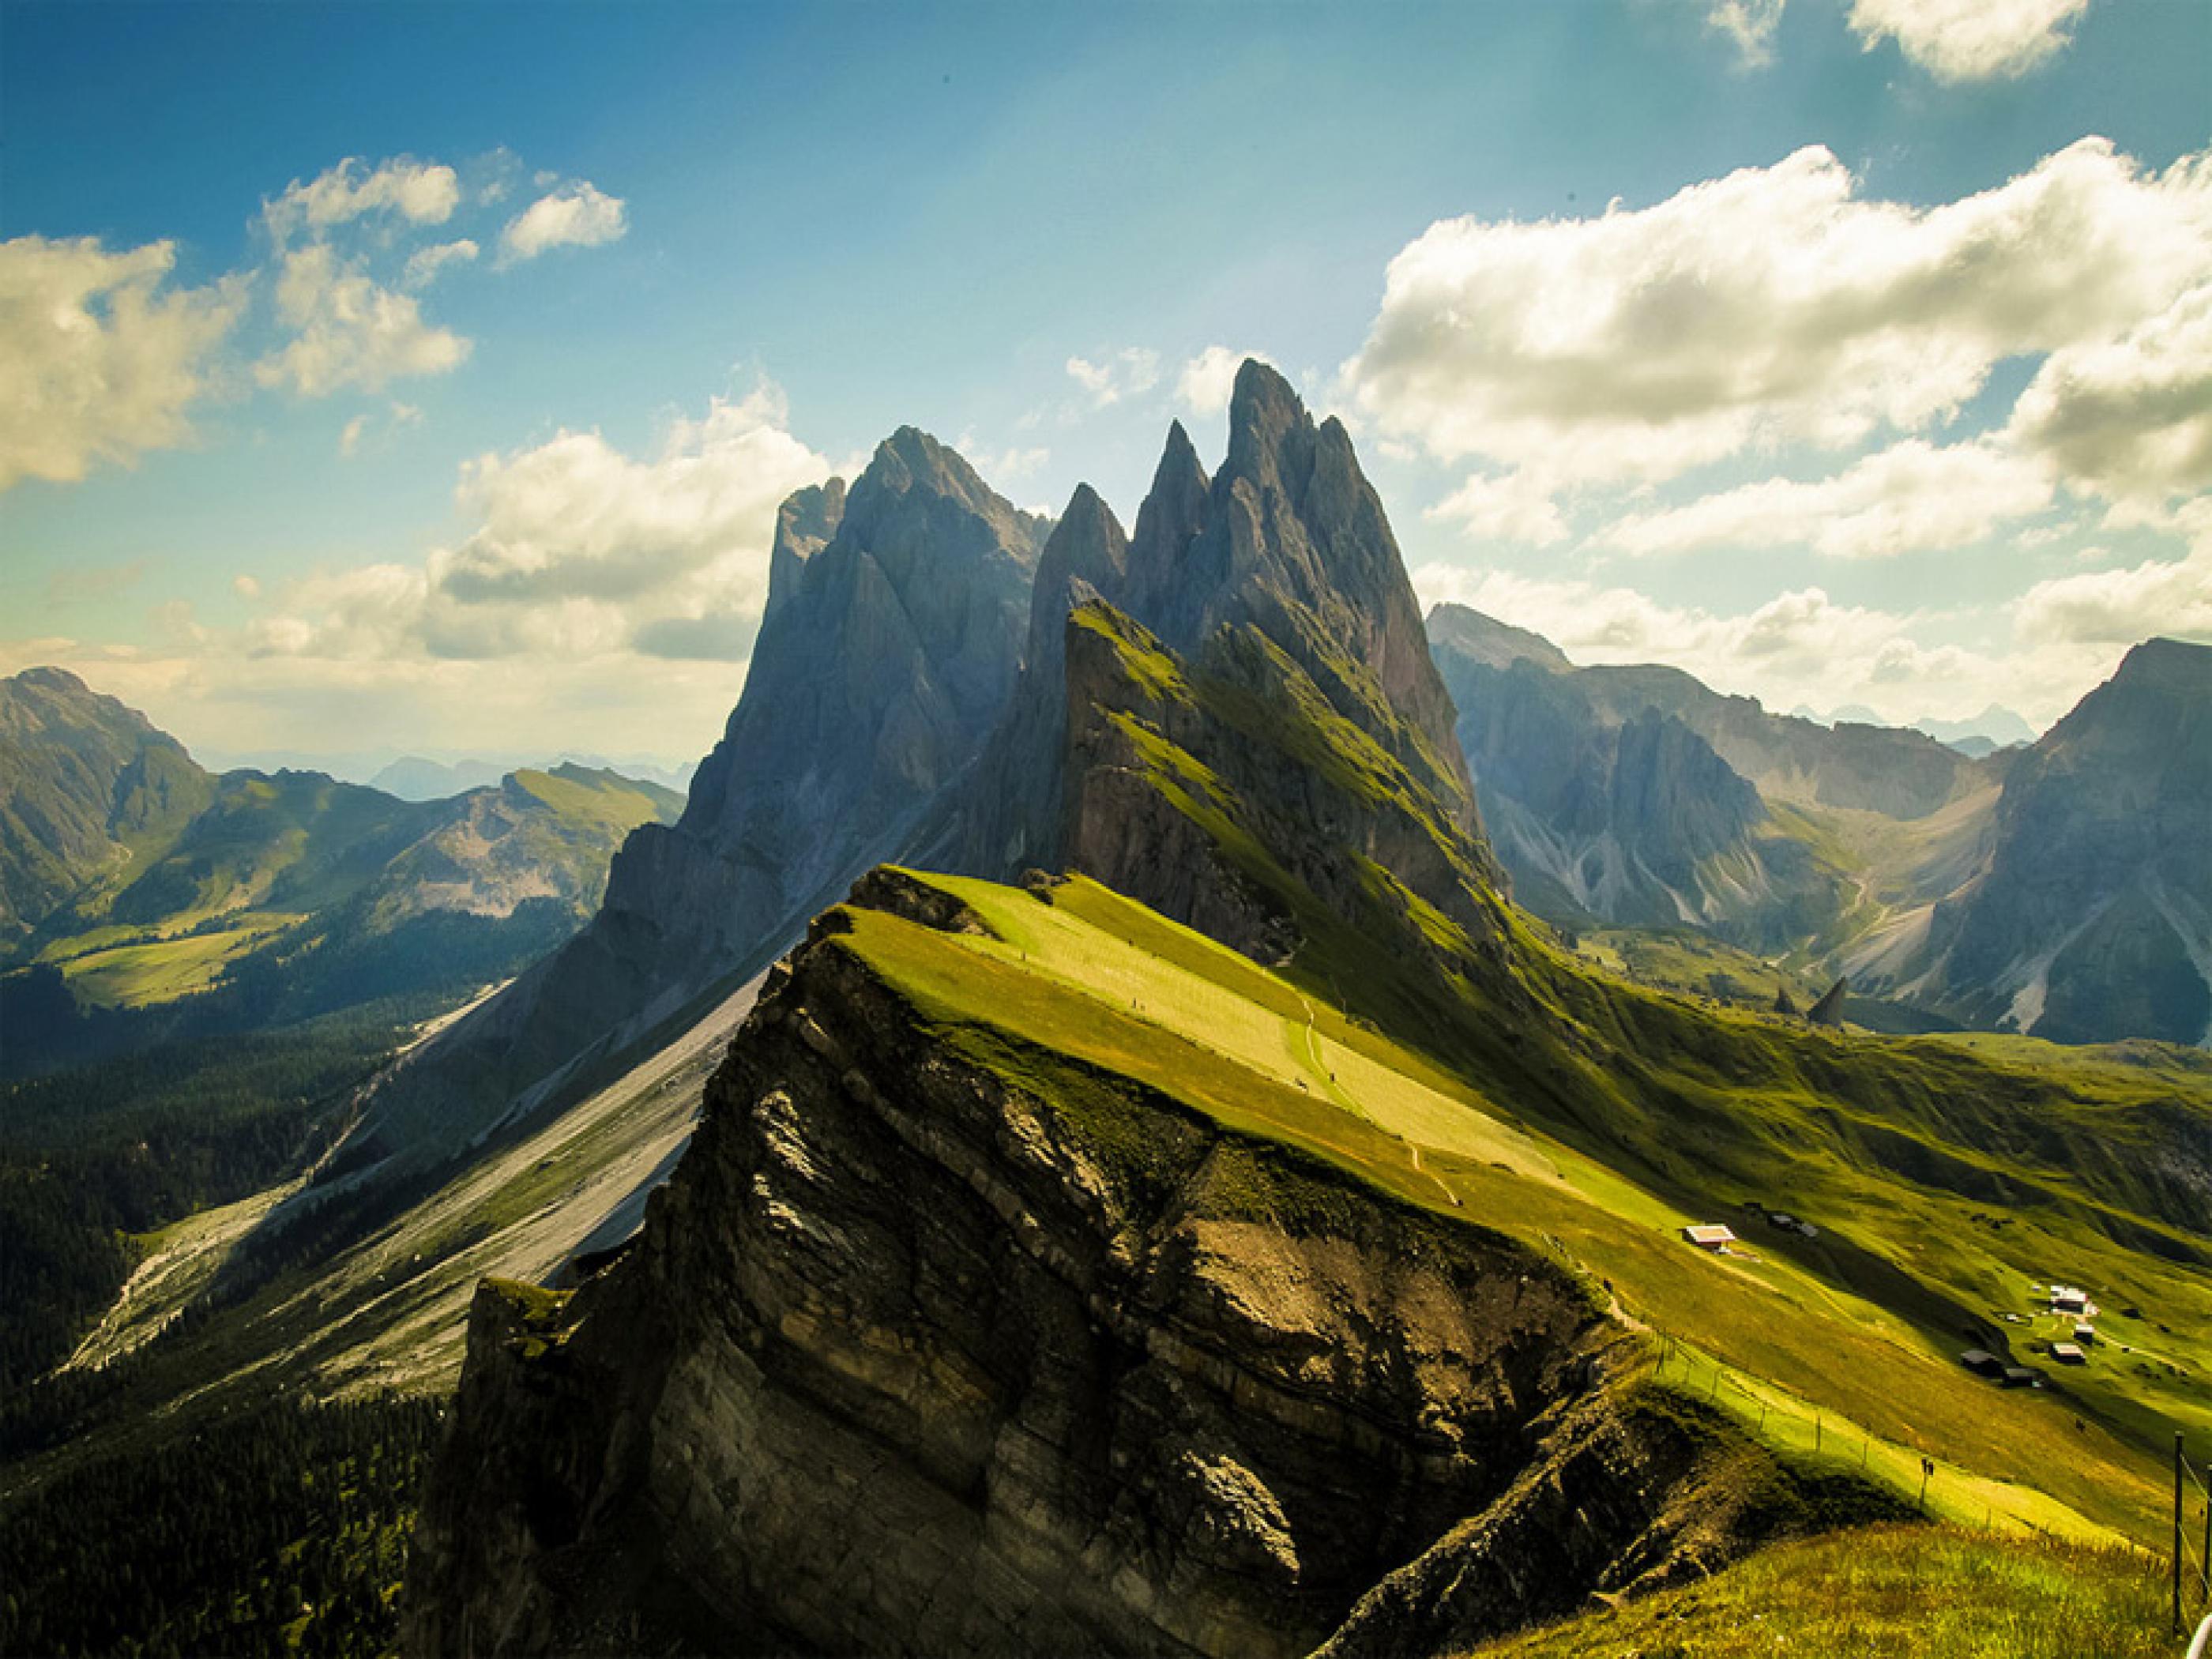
top-left (1707, 0), bottom-right (1786, 67)
top-left (2013, 549), bottom-right (2212, 646)
top-left (255, 244), bottom-right (471, 397)
top-left (0, 235), bottom-right (246, 491)
top-left (2007, 280), bottom-right (2212, 507)
top-left (51, 383), bottom-right (832, 756)
top-left (1066, 348), bottom-right (1161, 408)
top-left (1604, 438), bottom-right (2055, 559)
top-left (432, 384), bottom-right (826, 616)
top-left (499, 182), bottom-right (627, 262)
top-left (403, 238), bottom-right (479, 288)
top-left (1345, 138), bottom-right (2212, 491)
top-left (1413, 562), bottom-right (2100, 723)
top-left (1848, 0), bottom-right (2092, 82)
top-left (1428, 468), bottom-right (1569, 547)
top-left (2012, 499), bottom-right (2212, 646)
top-left (338, 414), bottom-right (368, 457)
top-left (1176, 345), bottom-right (1274, 416)
top-left (264, 157), bottom-right (461, 244)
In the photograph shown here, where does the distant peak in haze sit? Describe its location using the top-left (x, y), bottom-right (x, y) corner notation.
top-left (1425, 604), bottom-right (1573, 675)
top-left (1912, 705), bottom-right (2037, 750)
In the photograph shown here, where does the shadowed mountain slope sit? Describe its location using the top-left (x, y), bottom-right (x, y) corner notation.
top-left (1894, 638), bottom-right (2212, 1046)
top-left (337, 431), bottom-right (1050, 1168)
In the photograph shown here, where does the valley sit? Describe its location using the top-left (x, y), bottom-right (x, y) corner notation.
top-left (2, 363), bottom-right (2205, 1658)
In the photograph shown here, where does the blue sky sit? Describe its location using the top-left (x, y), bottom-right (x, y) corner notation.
top-left (4, 0), bottom-right (2208, 767)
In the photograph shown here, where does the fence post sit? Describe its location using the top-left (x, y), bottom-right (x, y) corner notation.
top-left (2200, 1450), bottom-right (2209, 1609)
top-left (2179, 1432), bottom-right (2188, 1636)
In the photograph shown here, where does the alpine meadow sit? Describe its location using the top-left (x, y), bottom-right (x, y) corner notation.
top-left (2, 4), bottom-right (2208, 1657)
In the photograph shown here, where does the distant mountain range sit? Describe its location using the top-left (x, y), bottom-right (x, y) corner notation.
top-left (1431, 609), bottom-right (2210, 1047)
top-left (0, 668), bottom-right (684, 1074)
top-left (367, 754), bottom-right (698, 802)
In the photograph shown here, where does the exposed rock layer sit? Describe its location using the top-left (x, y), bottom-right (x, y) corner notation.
top-left (408, 874), bottom-right (1878, 1656)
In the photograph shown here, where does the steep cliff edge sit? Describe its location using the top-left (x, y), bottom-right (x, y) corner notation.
top-left (408, 871), bottom-right (1883, 1657)
top-left (335, 432), bottom-right (1048, 1169)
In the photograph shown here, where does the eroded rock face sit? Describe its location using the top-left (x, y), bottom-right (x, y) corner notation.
top-left (937, 362), bottom-right (1500, 901)
top-left (1058, 603), bottom-right (1517, 980)
top-left (408, 878), bottom-right (1626, 1656)
top-left (1925, 637), bottom-right (2212, 1045)
top-left (341, 431), bottom-right (1048, 1168)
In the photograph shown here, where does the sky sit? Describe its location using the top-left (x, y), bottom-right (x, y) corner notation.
top-left (3, 0), bottom-right (2208, 770)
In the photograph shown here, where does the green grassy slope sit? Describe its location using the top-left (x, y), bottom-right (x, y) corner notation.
top-left (1060, 596), bottom-right (2206, 1539)
top-left (1463, 1524), bottom-right (2174, 1658)
top-left (836, 869), bottom-right (2204, 1545)
top-left (21, 762), bottom-right (683, 1010)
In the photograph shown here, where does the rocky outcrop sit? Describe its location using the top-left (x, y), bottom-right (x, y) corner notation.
top-left (939, 365), bottom-right (1496, 886)
top-left (1913, 638), bottom-right (2212, 1046)
top-left (1430, 643), bottom-right (1849, 950)
top-left (408, 874), bottom-right (1874, 1657)
top-left (1058, 602), bottom-right (1514, 978)
top-left (338, 431), bottom-right (1049, 1170)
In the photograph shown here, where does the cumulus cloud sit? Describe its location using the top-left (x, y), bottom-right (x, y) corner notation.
top-left (1428, 468), bottom-right (1569, 547)
top-left (403, 238), bottom-right (479, 288)
top-left (1175, 346), bottom-right (1275, 416)
top-left (0, 235), bottom-right (247, 491)
top-left (1412, 562), bottom-right (2086, 722)
top-left (81, 383), bottom-right (828, 754)
top-left (262, 157), bottom-right (461, 244)
top-left (2013, 550), bottom-right (2212, 646)
top-left (1604, 438), bottom-right (2055, 559)
top-left (1066, 348), bottom-right (1161, 408)
top-left (1344, 137), bottom-right (2212, 498)
top-left (255, 244), bottom-right (470, 396)
top-left (435, 385), bottom-right (825, 610)
top-left (238, 382), bottom-right (829, 677)
top-left (2012, 499), bottom-right (2212, 646)
top-left (2007, 280), bottom-right (2212, 507)
top-left (1707, 0), bottom-right (1786, 67)
top-left (1848, 0), bottom-right (2092, 82)
top-left (499, 182), bottom-right (627, 262)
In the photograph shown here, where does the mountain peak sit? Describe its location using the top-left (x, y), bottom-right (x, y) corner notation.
top-left (1026, 483), bottom-right (1130, 668)
top-left (10, 666), bottom-right (91, 695)
top-left (766, 478), bottom-right (847, 621)
top-left (1224, 359), bottom-right (1308, 487)
top-left (1427, 604), bottom-right (1573, 674)
top-left (2113, 634), bottom-right (2212, 692)
top-left (855, 427), bottom-right (999, 517)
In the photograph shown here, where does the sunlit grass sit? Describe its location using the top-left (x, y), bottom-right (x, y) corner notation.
top-left (1465, 1525), bottom-right (2176, 1658)
top-left (837, 871), bottom-right (2185, 1543)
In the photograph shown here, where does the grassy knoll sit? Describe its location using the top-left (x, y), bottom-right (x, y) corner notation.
top-left (837, 870), bottom-right (2204, 1545)
top-left (1465, 1524), bottom-right (2174, 1658)
top-left (51, 910), bottom-right (302, 1006)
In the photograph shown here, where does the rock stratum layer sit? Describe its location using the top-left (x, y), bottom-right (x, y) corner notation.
top-left (408, 872), bottom-right (1883, 1657)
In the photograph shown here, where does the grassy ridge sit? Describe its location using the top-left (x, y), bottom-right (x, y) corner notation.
top-left (1465, 1525), bottom-right (2173, 1657)
top-left (840, 871), bottom-right (2202, 1544)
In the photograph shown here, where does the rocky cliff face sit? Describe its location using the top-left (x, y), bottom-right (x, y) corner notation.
top-left (408, 872), bottom-right (1873, 1657)
top-left (343, 431), bottom-right (1048, 1168)
top-left (937, 361), bottom-right (1503, 936)
top-left (1915, 638), bottom-right (2212, 1045)
top-left (1431, 644), bottom-right (1850, 948)
top-left (1057, 601), bottom-right (1517, 984)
